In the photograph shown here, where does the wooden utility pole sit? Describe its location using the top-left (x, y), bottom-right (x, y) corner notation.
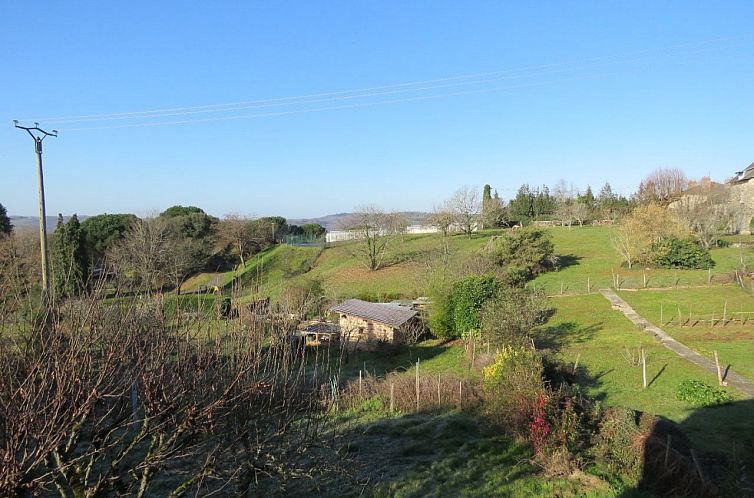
top-left (14, 121), bottom-right (57, 299)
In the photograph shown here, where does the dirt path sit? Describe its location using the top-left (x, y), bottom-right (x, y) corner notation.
top-left (599, 288), bottom-right (754, 398)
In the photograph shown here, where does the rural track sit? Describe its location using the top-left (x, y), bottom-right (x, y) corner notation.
top-left (599, 288), bottom-right (754, 398)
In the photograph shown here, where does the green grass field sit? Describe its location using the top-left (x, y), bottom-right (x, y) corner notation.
top-left (540, 293), bottom-right (754, 457)
top-left (180, 226), bottom-right (754, 304)
top-left (617, 286), bottom-right (754, 382)
top-left (532, 226), bottom-right (752, 295)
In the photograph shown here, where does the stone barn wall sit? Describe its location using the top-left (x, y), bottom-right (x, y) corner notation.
top-left (337, 314), bottom-right (397, 350)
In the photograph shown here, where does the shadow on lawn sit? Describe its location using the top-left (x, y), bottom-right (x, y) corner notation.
top-left (555, 253), bottom-right (582, 270)
top-left (618, 398), bottom-right (754, 497)
top-left (534, 320), bottom-right (602, 352)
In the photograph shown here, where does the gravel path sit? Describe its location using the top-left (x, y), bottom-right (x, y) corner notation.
top-left (599, 288), bottom-right (754, 398)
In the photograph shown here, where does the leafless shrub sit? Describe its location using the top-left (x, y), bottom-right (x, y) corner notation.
top-left (0, 280), bottom-right (342, 496)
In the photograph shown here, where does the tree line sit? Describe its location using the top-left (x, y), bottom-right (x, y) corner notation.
top-left (0, 204), bottom-right (326, 299)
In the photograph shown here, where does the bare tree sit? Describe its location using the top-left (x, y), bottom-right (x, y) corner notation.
top-left (637, 168), bottom-right (688, 204)
top-left (217, 214), bottom-right (258, 269)
top-left (108, 217), bottom-right (171, 295)
top-left (448, 186), bottom-right (481, 238)
top-left (556, 202), bottom-right (575, 228)
top-left (429, 204), bottom-right (456, 237)
top-left (349, 205), bottom-right (393, 271)
top-left (571, 202), bottom-right (590, 226)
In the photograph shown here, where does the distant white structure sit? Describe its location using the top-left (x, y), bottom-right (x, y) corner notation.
top-left (325, 223), bottom-right (473, 243)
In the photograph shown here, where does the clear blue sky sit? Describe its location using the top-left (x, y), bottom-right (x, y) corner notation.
top-left (2, 1), bottom-right (753, 219)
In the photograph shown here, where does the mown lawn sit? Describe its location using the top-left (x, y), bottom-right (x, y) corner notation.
top-left (540, 293), bottom-right (754, 457)
top-left (617, 286), bottom-right (754, 382)
top-left (532, 226), bottom-right (754, 295)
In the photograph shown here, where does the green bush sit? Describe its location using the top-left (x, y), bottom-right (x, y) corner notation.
top-left (676, 379), bottom-right (732, 407)
top-left (488, 228), bottom-right (556, 285)
top-left (451, 274), bottom-right (500, 336)
top-left (593, 407), bottom-right (652, 487)
top-left (428, 280), bottom-right (455, 339)
top-left (652, 238), bottom-right (713, 269)
top-left (480, 286), bottom-right (551, 348)
top-left (482, 346), bottom-right (545, 434)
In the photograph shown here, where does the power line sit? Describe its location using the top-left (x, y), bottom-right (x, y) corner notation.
top-left (27, 32), bottom-right (753, 125)
top-left (61, 74), bottom-right (611, 131)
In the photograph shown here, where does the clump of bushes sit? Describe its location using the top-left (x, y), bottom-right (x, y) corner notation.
top-left (676, 379), bottom-right (732, 407)
top-left (429, 273), bottom-right (500, 339)
top-left (488, 228), bottom-right (556, 285)
top-left (653, 238), bottom-right (714, 269)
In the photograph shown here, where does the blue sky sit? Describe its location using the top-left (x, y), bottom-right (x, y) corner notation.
top-left (2, 1), bottom-right (753, 219)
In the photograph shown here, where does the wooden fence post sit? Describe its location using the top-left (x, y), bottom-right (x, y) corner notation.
top-left (723, 301), bottom-right (728, 324)
top-left (643, 272), bottom-right (647, 288)
top-left (359, 370), bottom-right (363, 398)
top-left (641, 348), bottom-right (647, 388)
top-left (714, 350), bottom-right (724, 386)
top-left (560, 281), bottom-right (564, 295)
top-left (573, 353), bottom-right (580, 374)
top-left (459, 380), bottom-right (463, 408)
top-left (415, 359), bottom-right (420, 411)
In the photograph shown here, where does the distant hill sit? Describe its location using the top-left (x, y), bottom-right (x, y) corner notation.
top-left (9, 215), bottom-right (89, 233)
top-left (289, 211), bottom-right (431, 231)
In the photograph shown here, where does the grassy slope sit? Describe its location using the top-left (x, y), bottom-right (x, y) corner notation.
top-left (541, 294), bottom-right (754, 456)
top-left (181, 244), bottom-right (322, 299)
top-left (617, 286), bottom-right (754, 382)
top-left (332, 409), bottom-right (618, 498)
top-left (532, 226), bottom-right (750, 294)
top-left (182, 226), bottom-right (753, 302)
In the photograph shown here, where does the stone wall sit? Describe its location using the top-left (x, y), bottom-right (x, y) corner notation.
top-left (729, 181), bottom-right (754, 233)
top-left (337, 314), bottom-right (397, 350)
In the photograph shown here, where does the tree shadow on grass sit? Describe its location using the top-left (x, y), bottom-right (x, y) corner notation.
top-left (330, 409), bottom-right (548, 497)
top-left (555, 253), bottom-right (582, 270)
top-left (534, 321), bottom-right (603, 352)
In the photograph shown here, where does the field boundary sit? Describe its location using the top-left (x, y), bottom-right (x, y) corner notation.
top-left (599, 288), bottom-right (754, 398)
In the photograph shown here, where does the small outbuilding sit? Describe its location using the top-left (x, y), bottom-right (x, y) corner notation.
top-left (330, 299), bottom-right (418, 349)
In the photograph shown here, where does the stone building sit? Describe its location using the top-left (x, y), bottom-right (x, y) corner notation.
top-left (330, 299), bottom-right (418, 350)
top-left (726, 162), bottom-right (754, 233)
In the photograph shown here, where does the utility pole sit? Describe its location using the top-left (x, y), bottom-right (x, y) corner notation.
top-left (13, 121), bottom-right (57, 298)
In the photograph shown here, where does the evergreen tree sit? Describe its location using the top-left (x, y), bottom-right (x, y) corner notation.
top-left (598, 182), bottom-right (615, 202)
top-left (0, 203), bottom-right (12, 236)
top-left (533, 186), bottom-right (556, 217)
top-left (52, 214), bottom-right (88, 298)
top-left (509, 184), bottom-right (534, 221)
top-left (579, 185), bottom-right (595, 206)
top-left (481, 184), bottom-right (506, 228)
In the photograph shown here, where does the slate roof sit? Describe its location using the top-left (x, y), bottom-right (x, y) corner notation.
top-left (727, 162), bottom-right (754, 184)
top-left (330, 299), bottom-right (417, 328)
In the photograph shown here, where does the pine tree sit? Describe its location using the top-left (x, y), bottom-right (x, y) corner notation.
top-left (509, 184), bottom-right (534, 221)
top-left (579, 185), bottom-right (595, 206)
top-left (52, 214), bottom-right (88, 298)
top-left (0, 203), bottom-right (12, 236)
